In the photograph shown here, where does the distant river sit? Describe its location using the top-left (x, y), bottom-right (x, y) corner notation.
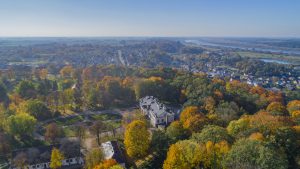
top-left (260, 59), bottom-right (291, 65)
top-left (185, 40), bottom-right (300, 55)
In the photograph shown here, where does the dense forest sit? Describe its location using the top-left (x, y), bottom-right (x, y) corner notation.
top-left (0, 65), bottom-right (299, 169)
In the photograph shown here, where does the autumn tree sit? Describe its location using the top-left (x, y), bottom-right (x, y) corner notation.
top-left (227, 117), bottom-right (251, 137)
top-left (109, 165), bottom-right (123, 169)
top-left (287, 100), bottom-right (300, 114)
top-left (85, 148), bottom-right (104, 169)
top-left (94, 159), bottom-right (118, 169)
top-left (50, 148), bottom-right (64, 169)
top-left (13, 152), bottom-right (28, 169)
top-left (224, 139), bottom-right (288, 169)
top-left (266, 102), bottom-right (288, 116)
top-left (90, 120), bottom-right (106, 145)
top-left (22, 99), bottom-right (52, 120)
top-left (6, 113), bottom-right (37, 137)
top-left (203, 96), bottom-right (216, 114)
top-left (75, 125), bottom-right (87, 146)
top-left (122, 110), bottom-right (147, 127)
top-left (60, 65), bottom-right (75, 78)
top-left (0, 83), bottom-right (9, 105)
top-left (204, 140), bottom-right (230, 169)
top-left (45, 123), bottom-right (62, 143)
top-left (180, 106), bottom-right (199, 123)
top-left (39, 68), bottom-right (48, 79)
top-left (124, 120), bottom-right (150, 159)
top-left (182, 114), bottom-right (209, 133)
top-left (163, 140), bottom-right (204, 169)
top-left (248, 132), bottom-right (264, 141)
top-left (214, 101), bottom-right (241, 125)
top-left (248, 111), bottom-right (293, 134)
top-left (270, 127), bottom-right (299, 167)
top-left (250, 85), bottom-right (266, 95)
top-left (192, 125), bottom-right (233, 144)
top-left (16, 80), bottom-right (36, 99)
top-left (166, 121), bottom-right (190, 142)
top-left (0, 132), bottom-right (10, 156)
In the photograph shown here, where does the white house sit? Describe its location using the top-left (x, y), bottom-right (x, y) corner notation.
top-left (10, 144), bottom-right (84, 169)
top-left (139, 96), bottom-right (175, 127)
top-left (101, 141), bottom-right (126, 168)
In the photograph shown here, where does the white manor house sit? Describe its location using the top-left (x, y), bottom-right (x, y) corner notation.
top-left (139, 96), bottom-right (175, 127)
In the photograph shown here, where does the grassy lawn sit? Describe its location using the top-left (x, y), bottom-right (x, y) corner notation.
top-left (62, 126), bottom-right (77, 137)
top-left (89, 113), bottom-right (122, 121)
top-left (104, 120), bottom-right (122, 128)
top-left (54, 115), bottom-right (85, 126)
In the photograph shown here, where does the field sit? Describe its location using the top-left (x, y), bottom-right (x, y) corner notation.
top-left (237, 51), bottom-right (300, 65)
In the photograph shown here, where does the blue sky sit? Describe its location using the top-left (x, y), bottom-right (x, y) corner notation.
top-left (0, 0), bottom-right (299, 37)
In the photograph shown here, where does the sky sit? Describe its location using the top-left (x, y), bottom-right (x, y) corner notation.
top-left (0, 0), bottom-right (299, 37)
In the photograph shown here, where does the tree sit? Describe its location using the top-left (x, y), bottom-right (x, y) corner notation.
top-left (227, 118), bottom-right (251, 137)
top-left (192, 125), bottom-right (233, 144)
top-left (163, 140), bottom-right (204, 169)
top-left (109, 165), bottom-right (123, 169)
top-left (180, 106), bottom-right (199, 123)
top-left (122, 110), bottom-right (146, 127)
top-left (85, 149), bottom-right (104, 169)
top-left (90, 120), bottom-right (106, 145)
top-left (86, 88), bottom-right (102, 110)
top-left (204, 140), bottom-right (230, 169)
top-left (291, 110), bottom-right (300, 124)
top-left (182, 114), bottom-right (208, 133)
top-left (6, 113), bottom-right (36, 137)
top-left (287, 100), bottom-right (300, 114)
top-left (60, 65), bottom-right (75, 78)
top-left (0, 132), bottom-right (10, 156)
top-left (166, 121), bottom-right (190, 142)
top-left (224, 139), bottom-right (288, 169)
top-left (270, 127), bottom-right (299, 167)
top-left (13, 152), bottom-right (28, 169)
top-left (75, 125), bottom-right (87, 146)
top-left (214, 101), bottom-right (241, 125)
top-left (15, 80), bottom-right (36, 99)
top-left (248, 132), bottom-right (264, 141)
top-left (124, 120), bottom-right (150, 159)
top-left (45, 123), bottom-right (62, 143)
top-left (39, 68), bottom-right (48, 79)
top-left (266, 102), bottom-right (288, 116)
top-left (135, 79), bottom-right (179, 103)
top-left (0, 83), bottom-right (8, 105)
top-left (94, 159), bottom-right (118, 169)
top-left (22, 99), bottom-right (52, 120)
top-left (50, 148), bottom-right (64, 169)
top-left (249, 111), bottom-right (292, 134)
top-left (148, 130), bottom-right (171, 169)
top-left (203, 96), bottom-right (216, 114)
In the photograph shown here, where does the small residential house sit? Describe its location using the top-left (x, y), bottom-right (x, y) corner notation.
top-left (139, 96), bottom-right (175, 127)
top-left (101, 141), bottom-right (126, 168)
top-left (10, 144), bottom-right (84, 169)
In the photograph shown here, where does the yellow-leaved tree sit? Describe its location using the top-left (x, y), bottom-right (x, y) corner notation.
top-left (50, 148), bottom-right (64, 169)
top-left (93, 159), bottom-right (118, 169)
top-left (204, 140), bottom-right (230, 169)
top-left (124, 120), bottom-right (150, 159)
top-left (163, 140), bottom-right (205, 169)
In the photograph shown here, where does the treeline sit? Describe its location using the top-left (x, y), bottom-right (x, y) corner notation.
top-left (0, 65), bottom-right (300, 168)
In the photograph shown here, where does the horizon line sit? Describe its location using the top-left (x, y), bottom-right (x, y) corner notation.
top-left (0, 35), bottom-right (300, 39)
